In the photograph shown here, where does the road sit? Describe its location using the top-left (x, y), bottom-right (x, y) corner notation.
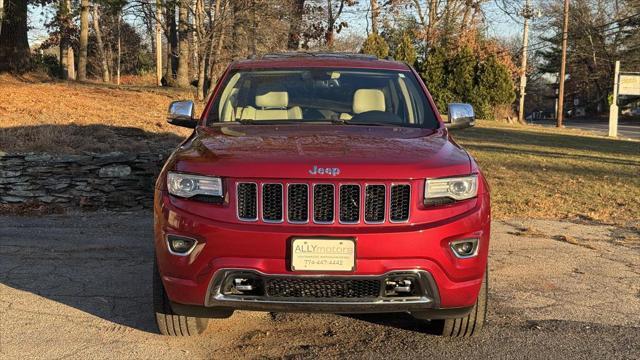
top-left (0, 212), bottom-right (639, 359)
top-left (529, 118), bottom-right (640, 139)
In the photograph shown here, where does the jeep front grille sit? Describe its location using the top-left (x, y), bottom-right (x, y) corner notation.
top-left (237, 183), bottom-right (258, 221)
top-left (287, 184), bottom-right (309, 223)
top-left (390, 185), bottom-right (411, 222)
top-left (313, 184), bottom-right (335, 223)
top-left (236, 181), bottom-right (411, 224)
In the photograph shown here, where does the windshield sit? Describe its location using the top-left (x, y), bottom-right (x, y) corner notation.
top-left (206, 68), bottom-right (439, 128)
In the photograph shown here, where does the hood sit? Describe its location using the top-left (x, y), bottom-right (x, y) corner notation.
top-left (171, 125), bottom-right (471, 180)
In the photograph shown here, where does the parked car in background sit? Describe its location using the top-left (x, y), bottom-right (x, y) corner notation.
top-left (153, 53), bottom-right (490, 337)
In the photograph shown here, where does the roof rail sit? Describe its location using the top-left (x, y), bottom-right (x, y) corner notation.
top-left (261, 52), bottom-right (378, 60)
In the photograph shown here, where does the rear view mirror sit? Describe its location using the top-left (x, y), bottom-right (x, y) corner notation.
top-left (168, 100), bottom-right (198, 128)
top-left (446, 103), bottom-right (475, 129)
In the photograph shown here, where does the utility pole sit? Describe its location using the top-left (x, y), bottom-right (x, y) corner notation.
top-left (556, 0), bottom-right (570, 127)
top-left (608, 60), bottom-right (620, 137)
top-left (518, 0), bottom-right (534, 124)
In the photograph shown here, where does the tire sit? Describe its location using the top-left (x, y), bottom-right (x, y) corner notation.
top-left (153, 259), bottom-right (209, 336)
top-left (434, 267), bottom-right (488, 337)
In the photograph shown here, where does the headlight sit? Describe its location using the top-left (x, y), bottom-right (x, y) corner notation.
top-left (167, 172), bottom-right (223, 199)
top-left (425, 175), bottom-right (478, 205)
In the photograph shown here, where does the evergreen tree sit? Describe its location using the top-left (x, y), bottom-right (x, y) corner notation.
top-left (474, 55), bottom-right (516, 119)
top-left (361, 33), bottom-right (389, 59)
top-left (447, 46), bottom-right (475, 105)
top-left (419, 47), bottom-right (451, 113)
top-left (394, 32), bottom-right (417, 65)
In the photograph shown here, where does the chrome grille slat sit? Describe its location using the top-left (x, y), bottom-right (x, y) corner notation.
top-left (390, 184), bottom-right (411, 222)
top-left (237, 183), bottom-right (258, 221)
top-left (339, 184), bottom-right (360, 224)
top-left (313, 184), bottom-right (335, 224)
top-left (364, 185), bottom-right (386, 223)
top-left (237, 181), bottom-right (409, 224)
top-left (262, 183), bottom-right (283, 222)
top-left (287, 184), bottom-right (309, 223)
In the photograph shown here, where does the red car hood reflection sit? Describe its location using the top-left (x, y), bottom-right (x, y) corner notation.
top-left (171, 125), bottom-right (471, 180)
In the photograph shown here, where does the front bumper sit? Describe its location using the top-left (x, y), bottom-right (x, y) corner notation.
top-left (154, 190), bottom-right (490, 313)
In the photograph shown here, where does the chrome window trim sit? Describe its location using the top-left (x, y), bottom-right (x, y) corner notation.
top-left (312, 183), bottom-right (335, 225)
top-left (338, 183), bottom-right (361, 224)
top-left (364, 183), bottom-right (386, 224)
top-left (286, 183), bottom-right (310, 224)
top-left (261, 183), bottom-right (284, 223)
top-left (389, 183), bottom-right (411, 223)
top-left (236, 182), bottom-right (259, 222)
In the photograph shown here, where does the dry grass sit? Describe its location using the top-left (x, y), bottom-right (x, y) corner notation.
top-left (1, 76), bottom-right (638, 224)
top-left (0, 74), bottom-right (199, 154)
top-left (454, 121), bottom-right (640, 225)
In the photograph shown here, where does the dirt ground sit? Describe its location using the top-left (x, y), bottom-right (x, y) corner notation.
top-left (0, 211), bottom-right (638, 359)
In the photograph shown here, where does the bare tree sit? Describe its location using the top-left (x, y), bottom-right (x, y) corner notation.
top-left (324, 0), bottom-right (355, 48)
top-left (0, 0), bottom-right (30, 72)
top-left (92, 5), bottom-right (111, 82)
top-left (78, 0), bottom-right (89, 81)
top-left (175, 0), bottom-right (190, 87)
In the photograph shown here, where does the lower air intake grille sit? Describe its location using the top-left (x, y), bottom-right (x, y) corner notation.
top-left (390, 185), bottom-right (411, 222)
top-left (365, 185), bottom-right (386, 223)
top-left (265, 278), bottom-right (381, 298)
top-left (237, 183), bottom-right (257, 220)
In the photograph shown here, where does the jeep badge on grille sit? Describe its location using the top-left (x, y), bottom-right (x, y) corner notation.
top-left (309, 165), bottom-right (341, 176)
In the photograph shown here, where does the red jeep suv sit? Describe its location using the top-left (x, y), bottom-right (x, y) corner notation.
top-left (153, 53), bottom-right (490, 337)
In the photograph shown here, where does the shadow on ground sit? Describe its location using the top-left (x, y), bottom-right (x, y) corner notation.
top-left (0, 213), bottom-right (158, 333)
top-left (0, 124), bottom-right (187, 154)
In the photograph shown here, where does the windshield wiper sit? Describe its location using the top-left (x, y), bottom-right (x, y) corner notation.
top-left (331, 119), bottom-right (397, 127)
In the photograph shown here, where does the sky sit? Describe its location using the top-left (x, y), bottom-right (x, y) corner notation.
top-left (27, 0), bottom-right (528, 48)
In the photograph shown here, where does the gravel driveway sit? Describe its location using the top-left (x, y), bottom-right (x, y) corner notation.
top-left (0, 212), bottom-right (638, 359)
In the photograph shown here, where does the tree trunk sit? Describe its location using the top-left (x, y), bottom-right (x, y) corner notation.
top-left (67, 47), bottom-right (75, 79)
top-left (287, 0), bottom-right (304, 50)
top-left (92, 5), bottom-right (110, 82)
top-left (155, 0), bottom-right (163, 86)
top-left (59, 0), bottom-right (69, 79)
top-left (0, 0), bottom-right (30, 72)
top-left (0, 0), bottom-right (4, 36)
top-left (175, 0), bottom-right (190, 88)
top-left (194, 0), bottom-right (206, 99)
top-left (78, 0), bottom-right (89, 81)
top-left (370, 0), bottom-right (379, 34)
top-left (164, 1), bottom-right (178, 85)
top-left (116, 12), bottom-right (121, 85)
top-left (206, 0), bottom-right (225, 98)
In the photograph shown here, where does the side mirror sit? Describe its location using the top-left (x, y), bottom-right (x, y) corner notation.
top-left (167, 100), bottom-right (198, 128)
top-left (446, 103), bottom-right (475, 129)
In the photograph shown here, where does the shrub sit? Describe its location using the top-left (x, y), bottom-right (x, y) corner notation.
top-left (394, 32), bottom-right (417, 65)
top-left (361, 33), bottom-right (390, 59)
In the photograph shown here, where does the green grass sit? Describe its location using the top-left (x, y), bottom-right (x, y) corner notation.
top-left (454, 121), bottom-right (640, 225)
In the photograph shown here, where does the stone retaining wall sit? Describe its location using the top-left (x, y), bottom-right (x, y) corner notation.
top-left (0, 152), bottom-right (170, 209)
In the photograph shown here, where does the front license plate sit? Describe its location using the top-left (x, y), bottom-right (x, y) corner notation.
top-left (291, 238), bottom-right (355, 272)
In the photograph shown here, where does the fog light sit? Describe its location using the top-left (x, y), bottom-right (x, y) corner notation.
top-left (450, 238), bottom-right (479, 258)
top-left (384, 278), bottom-right (416, 297)
top-left (233, 278), bottom-right (254, 292)
top-left (167, 235), bottom-right (197, 255)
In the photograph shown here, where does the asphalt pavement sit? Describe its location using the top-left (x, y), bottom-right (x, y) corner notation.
top-left (529, 118), bottom-right (640, 140)
top-left (0, 212), bottom-right (638, 359)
